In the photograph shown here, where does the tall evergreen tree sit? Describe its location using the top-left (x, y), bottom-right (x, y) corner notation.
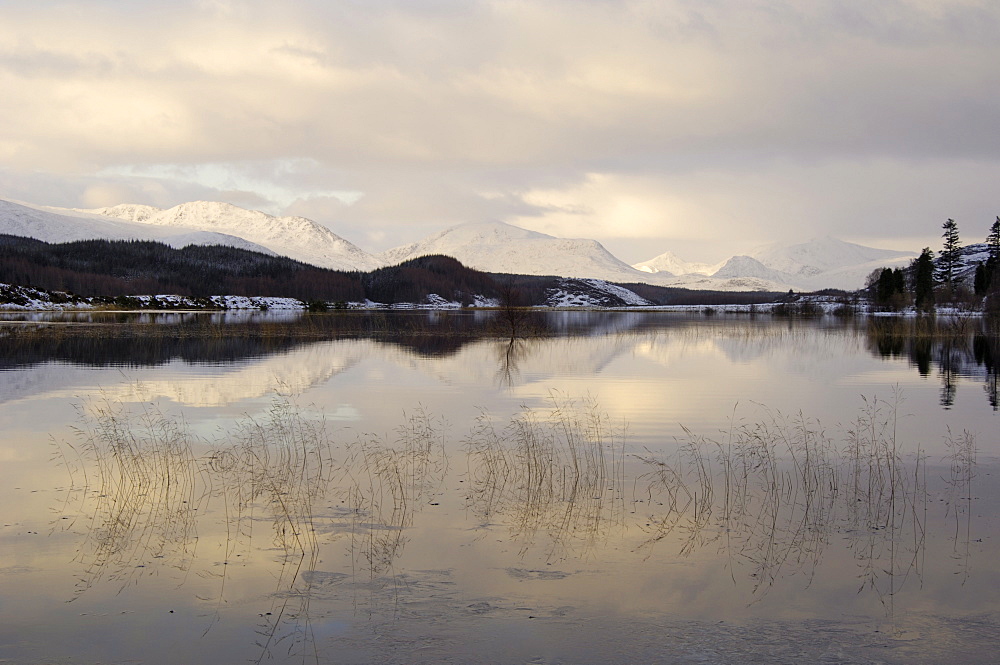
top-left (988, 216), bottom-right (1000, 263)
top-left (979, 215), bottom-right (1000, 296)
top-left (937, 218), bottom-right (961, 287)
top-left (913, 247), bottom-right (935, 311)
top-left (975, 263), bottom-right (989, 296)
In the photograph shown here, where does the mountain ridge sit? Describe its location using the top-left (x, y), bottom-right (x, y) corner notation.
top-left (1, 196), bottom-right (918, 291)
top-left (85, 201), bottom-right (383, 272)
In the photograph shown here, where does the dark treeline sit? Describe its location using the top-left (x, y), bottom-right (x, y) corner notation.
top-left (364, 255), bottom-right (500, 305)
top-left (868, 216), bottom-right (1000, 312)
top-left (0, 235), bottom-right (365, 301)
top-left (0, 235), bottom-right (579, 305)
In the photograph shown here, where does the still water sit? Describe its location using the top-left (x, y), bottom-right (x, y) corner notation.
top-left (1, 311), bottom-right (998, 664)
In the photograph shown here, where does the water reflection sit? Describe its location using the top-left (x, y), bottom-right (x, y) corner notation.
top-left (56, 397), bottom-right (450, 662)
top-left (58, 396), bottom-right (208, 599)
top-left (4, 312), bottom-right (999, 411)
top-left (34, 379), bottom-right (998, 664)
top-left (864, 317), bottom-right (1000, 409)
top-left (465, 395), bottom-right (627, 557)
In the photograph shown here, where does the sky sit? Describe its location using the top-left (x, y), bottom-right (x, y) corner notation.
top-left (1, 0), bottom-right (999, 264)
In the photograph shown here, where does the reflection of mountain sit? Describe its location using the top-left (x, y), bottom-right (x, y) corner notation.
top-left (0, 342), bottom-right (365, 408)
top-left (97, 343), bottom-right (364, 407)
top-left (3, 312), bottom-right (998, 411)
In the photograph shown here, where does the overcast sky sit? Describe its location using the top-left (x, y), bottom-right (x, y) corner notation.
top-left (1, 0), bottom-right (998, 263)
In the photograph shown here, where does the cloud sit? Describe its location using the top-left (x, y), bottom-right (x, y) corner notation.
top-left (0, 0), bottom-right (998, 260)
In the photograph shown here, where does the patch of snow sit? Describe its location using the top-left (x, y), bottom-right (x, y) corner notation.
top-left (0, 199), bottom-right (279, 255)
top-left (545, 278), bottom-right (652, 308)
top-left (209, 295), bottom-right (305, 310)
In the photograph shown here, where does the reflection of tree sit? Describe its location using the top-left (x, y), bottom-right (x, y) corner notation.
top-left (494, 337), bottom-right (532, 388)
top-left (864, 317), bottom-right (997, 409)
top-left (939, 337), bottom-right (958, 408)
top-left (973, 334), bottom-right (999, 410)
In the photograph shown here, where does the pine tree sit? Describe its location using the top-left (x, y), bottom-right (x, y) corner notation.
top-left (980, 215), bottom-right (1000, 295)
top-left (975, 263), bottom-right (989, 296)
top-left (913, 247), bottom-right (935, 311)
top-left (937, 218), bottom-right (961, 287)
top-left (875, 268), bottom-right (895, 307)
top-left (988, 216), bottom-right (1000, 263)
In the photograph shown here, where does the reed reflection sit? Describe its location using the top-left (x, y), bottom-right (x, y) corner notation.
top-left (50, 392), bottom-right (987, 659)
top-left (56, 397), bottom-right (448, 663)
top-left (465, 395), bottom-right (627, 558)
top-left (56, 395), bottom-right (209, 599)
top-left (634, 396), bottom-right (933, 615)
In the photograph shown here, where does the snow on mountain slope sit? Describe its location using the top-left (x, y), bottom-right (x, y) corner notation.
top-left (88, 203), bottom-right (162, 224)
top-left (636, 236), bottom-right (918, 291)
top-left (5, 195), bottom-right (926, 293)
top-left (0, 199), bottom-right (276, 254)
top-left (546, 279), bottom-right (653, 307)
top-left (750, 236), bottom-right (915, 277)
top-left (86, 201), bottom-right (384, 272)
top-left (712, 255), bottom-right (796, 285)
top-left (380, 220), bottom-right (656, 283)
top-left (632, 251), bottom-right (721, 276)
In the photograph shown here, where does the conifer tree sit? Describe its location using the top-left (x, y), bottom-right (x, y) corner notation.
top-left (988, 216), bottom-right (1000, 263)
top-left (978, 215), bottom-right (1000, 296)
top-left (937, 218), bottom-right (961, 287)
top-left (913, 247), bottom-right (935, 311)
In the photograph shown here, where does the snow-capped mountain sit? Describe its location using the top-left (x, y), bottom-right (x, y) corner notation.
top-left (0, 199), bottom-right (276, 254)
top-left (85, 201), bottom-right (383, 272)
top-left (380, 221), bottom-right (655, 283)
top-left (633, 251), bottom-right (722, 276)
top-left (1, 195), bottom-right (922, 292)
top-left (634, 236), bottom-right (916, 291)
top-left (744, 237), bottom-right (916, 290)
top-left (712, 256), bottom-right (796, 284)
top-left (750, 236), bottom-right (914, 277)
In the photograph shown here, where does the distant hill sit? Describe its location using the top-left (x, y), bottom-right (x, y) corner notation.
top-left (0, 199), bottom-right (276, 254)
top-left (0, 234), bottom-right (364, 302)
top-left (634, 236), bottom-right (916, 291)
top-left (380, 220), bottom-right (651, 283)
top-left (83, 201), bottom-right (384, 272)
top-left (2, 196), bottom-right (917, 291)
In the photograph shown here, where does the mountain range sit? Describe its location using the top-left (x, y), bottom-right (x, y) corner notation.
top-left (0, 198), bottom-right (916, 291)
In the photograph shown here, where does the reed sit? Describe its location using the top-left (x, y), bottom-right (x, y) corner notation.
top-left (465, 393), bottom-right (626, 558)
top-left (635, 394), bottom-right (932, 611)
